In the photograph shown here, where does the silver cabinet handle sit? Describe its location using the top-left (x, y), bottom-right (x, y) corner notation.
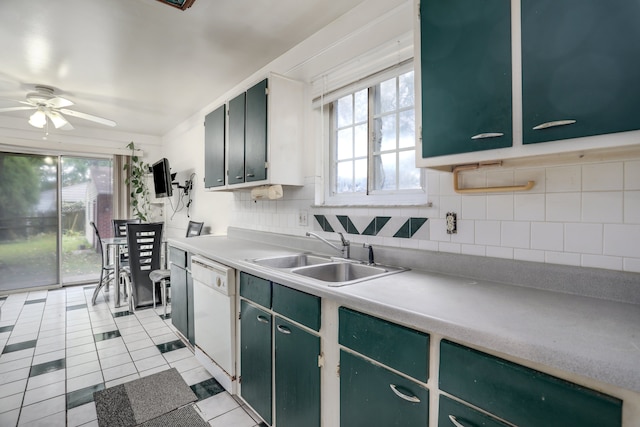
top-left (471, 132), bottom-right (504, 140)
top-left (276, 324), bottom-right (291, 334)
top-left (449, 415), bottom-right (466, 427)
top-left (256, 315), bottom-right (269, 324)
top-left (217, 178), bottom-right (223, 182)
top-left (532, 119), bottom-right (576, 130)
top-left (389, 384), bottom-right (420, 403)
top-left (246, 173), bottom-right (255, 177)
top-left (235, 175), bottom-right (243, 179)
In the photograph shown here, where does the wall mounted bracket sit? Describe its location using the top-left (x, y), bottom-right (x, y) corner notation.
top-left (452, 162), bottom-right (535, 194)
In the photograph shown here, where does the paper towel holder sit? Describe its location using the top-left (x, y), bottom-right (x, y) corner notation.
top-left (250, 184), bottom-right (283, 200)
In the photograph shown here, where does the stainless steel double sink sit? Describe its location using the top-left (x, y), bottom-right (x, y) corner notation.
top-left (249, 253), bottom-right (407, 287)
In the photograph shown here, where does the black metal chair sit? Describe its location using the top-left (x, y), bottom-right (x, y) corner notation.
top-left (122, 222), bottom-right (163, 312)
top-left (149, 221), bottom-right (204, 315)
top-left (90, 221), bottom-right (116, 305)
top-left (112, 218), bottom-right (140, 265)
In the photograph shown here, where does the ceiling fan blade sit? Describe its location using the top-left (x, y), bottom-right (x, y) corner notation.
top-left (0, 106), bottom-right (36, 113)
top-left (46, 110), bottom-right (74, 130)
top-left (59, 108), bottom-right (116, 127)
top-left (48, 96), bottom-right (74, 109)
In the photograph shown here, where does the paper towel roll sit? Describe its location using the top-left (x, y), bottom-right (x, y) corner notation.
top-left (250, 184), bottom-right (283, 200)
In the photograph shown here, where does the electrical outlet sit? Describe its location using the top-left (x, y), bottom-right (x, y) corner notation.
top-left (446, 212), bottom-right (457, 234)
top-left (298, 210), bottom-right (308, 226)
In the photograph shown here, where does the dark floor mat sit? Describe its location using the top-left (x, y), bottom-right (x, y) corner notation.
top-left (94, 384), bottom-right (137, 427)
top-left (124, 368), bottom-right (198, 424)
top-left (137, 404), bottom-right (208, 427)
top-left (94, 368), bottom-right (198, 426)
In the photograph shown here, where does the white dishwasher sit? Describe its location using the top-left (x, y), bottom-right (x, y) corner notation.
top-left (191, 256), bottom-right (236, 393)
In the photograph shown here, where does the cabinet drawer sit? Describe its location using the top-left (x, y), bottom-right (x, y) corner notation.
top-left (339, 307), bottom-right (429, 382)
top-left (239, 272), bottom-right (271, 308)
top-left (340, 349), bottom-right (428, 427)
top-left (439, 340), bottom-right (622, 427)
top-left (438, 395), bottom-right (509, 427)
top-left (169, 246), bottom-right (187, 268)
top-left (272, 283), bottom-right (320, 332)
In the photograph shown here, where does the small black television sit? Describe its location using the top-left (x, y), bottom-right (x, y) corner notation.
top-left (151, 158), bottom-right (173, 198)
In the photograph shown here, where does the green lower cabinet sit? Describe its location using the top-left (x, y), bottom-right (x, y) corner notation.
top-left (438, 395), bottom-right (509, 427)
top-left (340, 350), bottom-right (429, 427)
top-left (274, 317), bottom-right (320, 427)
top-left (240, 300), bottom-right (272, 425)
top-left (439, 340), bottom-right (622, 427)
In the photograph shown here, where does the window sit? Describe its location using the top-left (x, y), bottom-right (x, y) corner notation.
top-left (326, 68), bottom-right (424, 205)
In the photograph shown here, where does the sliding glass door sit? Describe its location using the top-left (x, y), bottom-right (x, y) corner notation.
top-left (0, 153), bottom-right (60, 292)
top-left (0, 152), bottom-right (115, 292)
top-left (61, 157), bottom-right (113, 285)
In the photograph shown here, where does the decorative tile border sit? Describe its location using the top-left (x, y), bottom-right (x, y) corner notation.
top-left (314, 215), bottom-right (429, 239)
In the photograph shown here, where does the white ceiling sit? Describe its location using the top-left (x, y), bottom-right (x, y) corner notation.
top-left (0, 0), bottom-right (365, 137)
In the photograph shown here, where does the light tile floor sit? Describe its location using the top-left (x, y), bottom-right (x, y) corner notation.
top-left (0, 285), bottom-right (265, 427)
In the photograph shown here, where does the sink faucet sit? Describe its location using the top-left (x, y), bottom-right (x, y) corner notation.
top-left (306, 231), bottom-right (350, 259)
top-left (363, 243), bottom-right (374, 265)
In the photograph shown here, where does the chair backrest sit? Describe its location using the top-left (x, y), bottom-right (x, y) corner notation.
top-left (113, 218), bottom-right (141, 237)
top-left (186, 221), bottom-right (204, 237)
top-left (126, 222), bottom-right (163, 308)
top-left (90, 221), bottom-right (106, 267)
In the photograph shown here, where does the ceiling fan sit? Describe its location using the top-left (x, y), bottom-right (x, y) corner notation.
top-left (0, 85), bottom-right (116, 130)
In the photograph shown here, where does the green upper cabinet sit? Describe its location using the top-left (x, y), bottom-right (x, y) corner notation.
top-left (522, 0), bottom-right (640, 144)
top-left (205, 73), bottom-right (305, 190)
top-left (204, 105), bottom-right (226, 188)
top-left (228, 92), bottom-right (246, 185)
top-left (420, 0), bottom-right (512, 158)
top-left (245, 79), bottom-right (268, 183)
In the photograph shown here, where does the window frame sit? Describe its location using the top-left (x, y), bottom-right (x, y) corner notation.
top-left (322, 63), bottom-right (426, 206)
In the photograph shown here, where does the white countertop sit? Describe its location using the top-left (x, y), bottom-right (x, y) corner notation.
top-left (169, 234), bottom-right (640, 395)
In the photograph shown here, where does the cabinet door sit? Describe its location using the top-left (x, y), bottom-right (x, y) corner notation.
top-left (170, 264), bottom-right (188, 340)
top-left (245, 79), bottom-right (268, 183)
top-left (228, 92), bottom-right (246, 185)
top-left (420, 0), bottom-right (512, 158)
top-left (240, 300), bottom-right (272, 425)
top-left (522, 0), bottom-right (640, 144)
top-left (438, 395), bottom-right (509, 427)
top-left (186, 272), bottom-right (195, 345)
top-left (340, 350), bottom-right (428, 427)
top-left (204, 105), bottom-right (226, 188)
top-left (275, 317), bottom-right (320, 427)
top-left (439, 340), bottom-right (622, 427)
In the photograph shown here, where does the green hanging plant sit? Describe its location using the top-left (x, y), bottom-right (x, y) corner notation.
top-left (123, 141), bottom-right (151, 222)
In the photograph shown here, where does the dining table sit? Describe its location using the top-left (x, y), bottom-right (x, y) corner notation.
top-left (97, 236), bottom-right (128, 307)
top-left (93, 236), bottom-right (168, 308)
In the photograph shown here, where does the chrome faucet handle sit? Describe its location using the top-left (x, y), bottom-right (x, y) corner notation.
top-left (337, 232), bottom-right (350, 246)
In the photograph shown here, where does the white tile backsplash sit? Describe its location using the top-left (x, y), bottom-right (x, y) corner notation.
top-left (546, 193), bottom-right (581, 222)
top-left (227, 159), bottom-right (640, 274)
top-left (603, 224), bottom-right (640, 257)
top-left (581, 254), bottom-right (624, 271)
top-left (501, 221), bottom-right (530, 249)
top-left (546, 165), bottom-right (581, 192)
top-left (486, 194), bottom-right (514, 221)
top-left (475, 221), bottom-right (501, 246)
top-left (582, 162), bottom-right (623, 191)
top-left (624, 160), bottom-right (640, 190)
top-left (624, 191), bottom-right (640, 224)
top-left (514, 194), bottom-right (545, 221)
top-left (565, 223), bottom-right (603, 255)
top-left (581, 192), bottom-right (623, 223)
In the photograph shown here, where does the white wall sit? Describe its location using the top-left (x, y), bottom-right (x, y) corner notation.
top-left (162, 0), bottom-right (640, 273)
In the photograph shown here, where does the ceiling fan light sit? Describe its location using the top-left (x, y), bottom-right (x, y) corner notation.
top-left (28, 110), bottom-right (47, 128)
